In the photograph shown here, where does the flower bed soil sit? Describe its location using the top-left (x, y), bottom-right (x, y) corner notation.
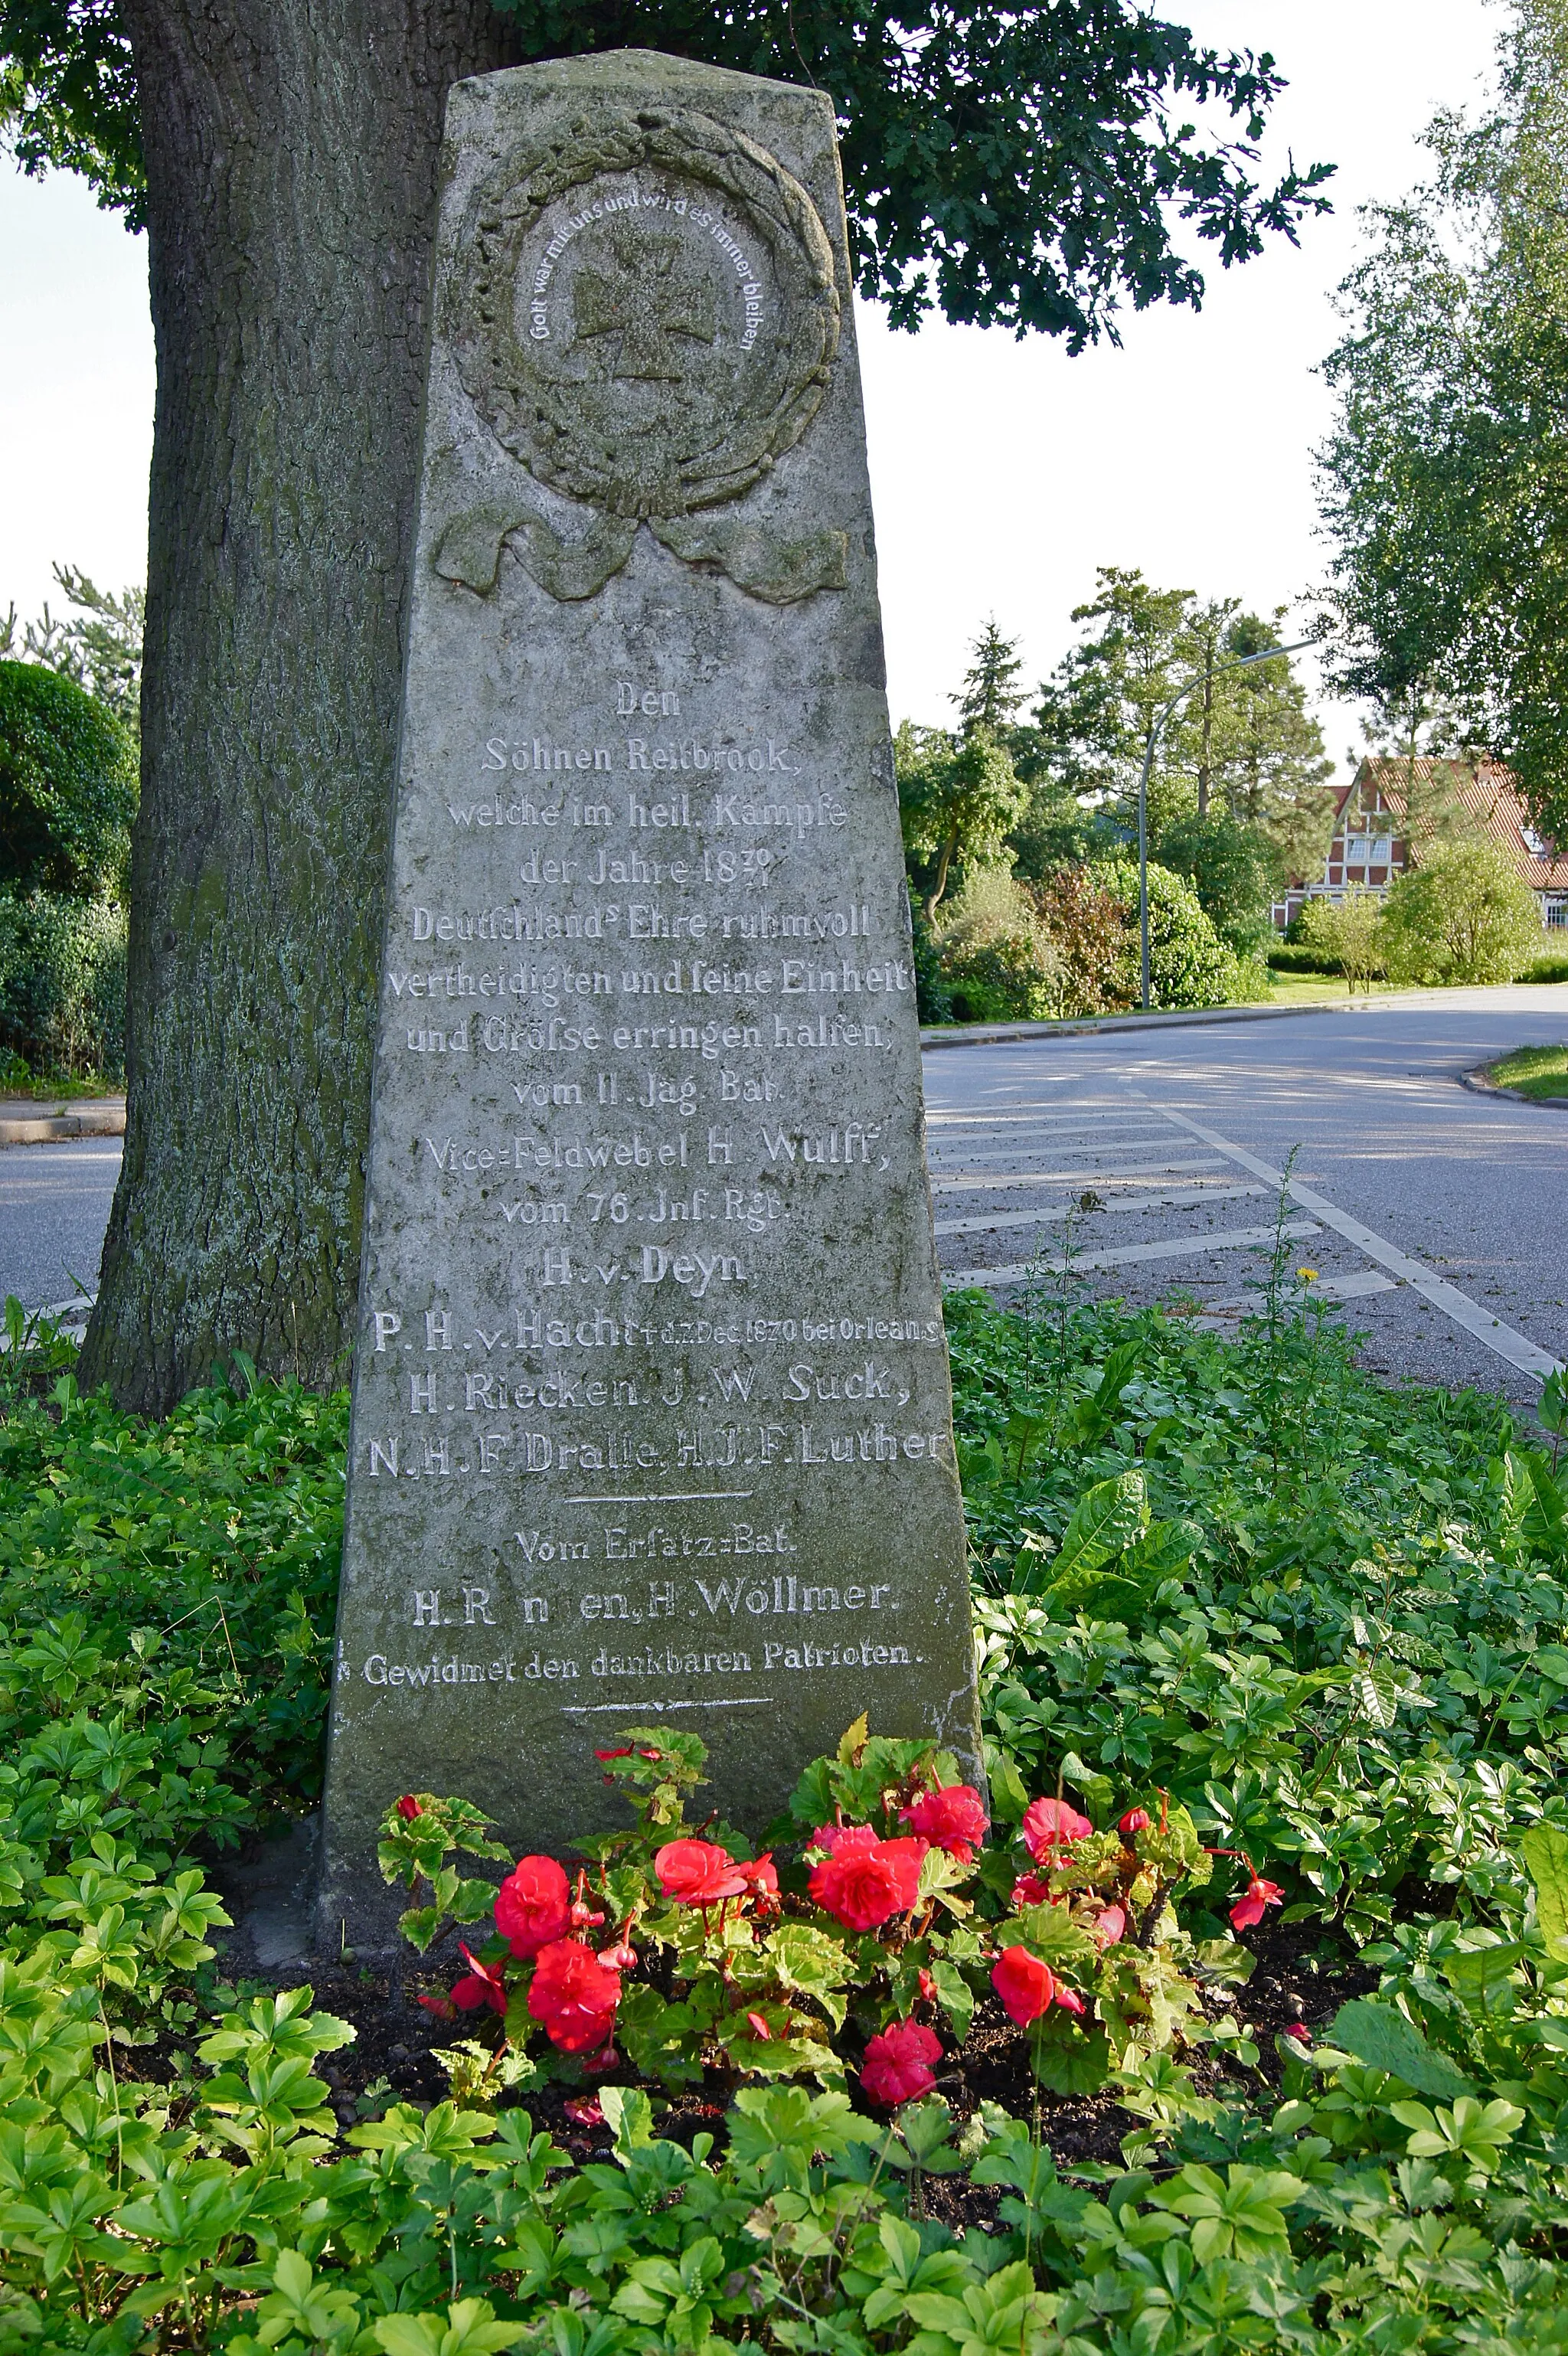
top-left (204, 1918), bottom-right (1373, 2188)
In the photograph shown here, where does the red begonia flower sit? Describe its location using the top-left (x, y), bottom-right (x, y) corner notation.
top-left (1020, 1798), bottom-right (1093, 1861)
top-left (450, 1946), bottom-right (508, 2015)
top-left (654, 1838), bottom-right (751, 1905)
top-left (1053, 1985), bottom-right (1087, 2016)
top-left (742, 1853), bottom-right (779, 1897)
top-left (1284, 2021), bottom-right (1312, 2044)
top-left (594, 1747), bottom-right (635, 1762)
top-left (564, 2095), bottom-right (605, 2127)
top-left (1091, 1905), bottom-right (1127, 1948)
top-left (917, 1968), bottom-right (936, 2004)
top-left (992, 1945), bottom-right (1055, 2027)
top-left (1118, 1807), bottom-right (1151, 1838)
top-left (1230, 1874), bottom-right (1284, 1932)
top-left (810, 1822), bottom-right (879, 1856)
top-left (746, 2011), bottom-right (772, 2041)
top-left (861, 2018), bottom-right (942, 2106)
top-left (527, 1938), bottom-right (622, 2054)
top-left (599, 1939), bottom-right (637, 1972)
top-left (495, 1854), bottom-right (572, 1959)
top-left (900, 1783), bottom-right (988, 1861)
top-left (809, 1835), bottom-right (928, 1932)
top-left (394, 1795), bottom-right (422, 1821)
top-left (1011, 1873), bottom-right (1053, 1909)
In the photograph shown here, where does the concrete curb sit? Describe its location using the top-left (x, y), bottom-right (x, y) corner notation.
top-left (1462, 1064), bottom-right (1568, 1109)
top-left (0, 1098), bottom-right (126, 1146)
top-left (919, 989), bottom-right (1477, 1051)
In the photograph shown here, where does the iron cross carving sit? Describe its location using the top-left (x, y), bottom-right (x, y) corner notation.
top-left (573, 229), bottom-right (718, 382)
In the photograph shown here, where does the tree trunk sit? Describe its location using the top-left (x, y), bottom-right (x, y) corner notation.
top-left (82, 0), bottom-right (518, 1412)
top-left (925, 832), bottom-right (959, 923)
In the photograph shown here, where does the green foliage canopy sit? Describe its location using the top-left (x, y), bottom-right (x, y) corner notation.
top-left (897, 722), bottom-right (1027, 917)
top-left (1102, 856), bottom-right (1240, 1007)
top-left (1026, 570), bottom-right (1331, 871)
top-left (1157, 809), bottom-right (1279, 952)
top-left (0, 656), bottom-right (136, 898)
top-left (2, 561), bottom-right (144, 734)
top-left (2, 1), bottom-right (1332, 345)
top-left (1316, 0), bottom-right (1568, 841)
top-left (1379, 837), bottom-right (1544, 985)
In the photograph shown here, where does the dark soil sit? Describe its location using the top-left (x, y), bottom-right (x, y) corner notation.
top-left (229, 1914), bottom-right (1375, 2185)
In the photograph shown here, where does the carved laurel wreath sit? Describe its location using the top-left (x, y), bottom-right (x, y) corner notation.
top-left (450, 107), bottom-right (842, 523)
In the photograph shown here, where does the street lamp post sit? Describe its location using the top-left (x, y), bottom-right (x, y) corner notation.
top-left (1136, 639), bottom-right (1318, 1011)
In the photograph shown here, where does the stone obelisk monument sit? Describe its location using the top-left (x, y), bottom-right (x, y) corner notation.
top-left (318, 49), bottom-right (979, 1942)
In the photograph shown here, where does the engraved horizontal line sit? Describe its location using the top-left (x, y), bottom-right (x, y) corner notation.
top-left (944, 1219), bottom-right (1321, 1287)
top-left (561, 1698), bottom-right (775, 1714)
top-left (562, 1490), bottom-right (756, 1504)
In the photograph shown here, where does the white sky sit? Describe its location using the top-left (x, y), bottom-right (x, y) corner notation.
top-left (1, 2), bottom-right (1503, 770)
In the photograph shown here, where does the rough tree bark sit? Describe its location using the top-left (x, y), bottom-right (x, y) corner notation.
top-left (81, 0), bottom-right (517, 1412)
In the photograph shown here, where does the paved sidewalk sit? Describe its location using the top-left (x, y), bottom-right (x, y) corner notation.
top-left (0, 1096), bottom-right (126, 1145)
top-left (920, 984), bottom-right (1563, 1051)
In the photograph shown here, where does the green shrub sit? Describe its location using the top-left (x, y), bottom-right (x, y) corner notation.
top-left (0, 888), bottom-right (127, 1078)
top-left (0, 656), bottom-right (136, 898)
top-left (1521, 947), bottom-right (1568, 982)
top-left (1381, 838), bottom-right (1544, 985)
top-left (1156, 811), bottom-right (1280, 954)
top-left (1032, 861), bottom-right (1132, 1017)
top-left (908, 894), bottom-right (954, 1023)
top-left (1266, 940), bottom-right (1342, 975)
top-left (0, 1347), bottom-right (347, 1811)
top-left (932, 868), bottom-right (1063, 1021)
top-left (1105, 859), bottom-right (1243, 1008)
top-left (1295, 887), bottom-right (1385, 988)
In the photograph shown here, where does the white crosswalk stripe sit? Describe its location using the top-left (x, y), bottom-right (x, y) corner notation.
top-left (933, 1182), bottom-right (1266, 1237)
top-left (920, 1060), bottom-right (1562, 1385)
top-left (949, 1220), bottom-right (1321, 1290)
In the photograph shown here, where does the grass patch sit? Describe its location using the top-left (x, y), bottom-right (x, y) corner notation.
top-left (1490, 1039), bottom-right (1568, 1097)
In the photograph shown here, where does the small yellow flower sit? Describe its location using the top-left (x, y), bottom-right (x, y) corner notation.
top-left (1296, 1266), bottom-right (1319, 1283)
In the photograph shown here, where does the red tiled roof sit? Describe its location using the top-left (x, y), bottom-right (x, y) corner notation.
top-left (1342, 757), bottom-right (1568, 890)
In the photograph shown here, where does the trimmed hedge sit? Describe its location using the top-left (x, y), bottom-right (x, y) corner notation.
top-left (0, 657), bottom-right (136, 899)
top-left (1266, 941), bottom-right (1342, 975)
top-left (0, 890), bottom-right (127, 1080)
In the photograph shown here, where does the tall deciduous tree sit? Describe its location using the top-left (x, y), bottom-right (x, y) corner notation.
top-left (897, 722), bottom-right (1028, 919)
top-left (1316, 0), bottom-right (1568, 847)
top-left (1, 0), bottom-right (1331, 1410)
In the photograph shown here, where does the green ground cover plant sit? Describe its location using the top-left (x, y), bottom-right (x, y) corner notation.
top-left (1488, 1042), bottom-right (1568, 1099)
top-left (5, 1276), bottom-right (1568, 2349)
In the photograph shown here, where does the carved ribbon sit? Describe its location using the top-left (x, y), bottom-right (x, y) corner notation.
top-left (433, 500), bottom-right (847, 607)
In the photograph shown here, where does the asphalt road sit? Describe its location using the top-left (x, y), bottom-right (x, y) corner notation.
top-left (923, 986), bottom-right (1568, 1410)
top-left (1, 990), bottom-right (1564, 1403)
top-left (0, 1137), bottom-right (119, 1318)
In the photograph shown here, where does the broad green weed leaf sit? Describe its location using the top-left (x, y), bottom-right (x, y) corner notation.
top-left (1330, 2001), bottom-right (1474, 2099)
top-left (1521, 1825), bottom-right (1568, 1961)
top-left (1050, 1472), bottom-right (1148, 1586)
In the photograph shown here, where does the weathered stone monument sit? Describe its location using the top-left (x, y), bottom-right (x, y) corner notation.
top-left (317, 47), bottom-right (979, 1941)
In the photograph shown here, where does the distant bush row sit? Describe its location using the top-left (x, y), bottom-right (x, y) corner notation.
top-left (0, 656), bottom-right (135, 1082)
